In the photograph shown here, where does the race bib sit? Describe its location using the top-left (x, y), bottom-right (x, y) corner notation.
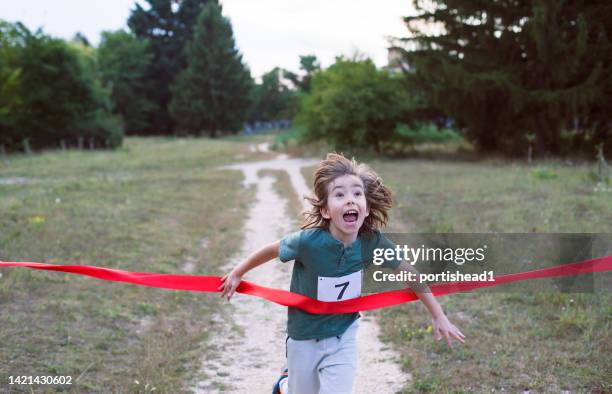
top-left (317, 270), bottom-right (362, 302)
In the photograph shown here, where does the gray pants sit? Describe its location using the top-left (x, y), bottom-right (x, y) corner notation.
top-left (286, 319), bottom-right (359, 394)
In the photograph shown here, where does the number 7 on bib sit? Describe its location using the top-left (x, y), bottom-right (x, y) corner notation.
top-left (317, 270), bottom-right (362, 302)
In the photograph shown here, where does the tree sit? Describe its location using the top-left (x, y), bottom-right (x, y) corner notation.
top-left (284, 54), bottom-right (320, 93)
top-left (250, 67), bottom-right (299, 122)
top-left (398, 0), bottom-right (612, 156)
top-left (297, 56), bottom-right (412, 152)
top-left (68, 39), bottom-right (124, 149)
top-left (0, 21), bottom-right (26, 149)
top-left (0, 21), bottom-right (122, 151)
top-left (128, 0), bottom-right (215, 134)
top-left (18, 31), bottom-right (96, 149)
top-left (97, 30), bottom-right (155, 134)
top-left (72, 32), bottom-right (91, 47)
top-left (169, 2), bottom-right (253, 137)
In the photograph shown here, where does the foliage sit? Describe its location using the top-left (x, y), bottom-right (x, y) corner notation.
top-left (399, 0), bottom-right (612, 156)
top-left (394, 124), bottom-right (462, 145)
top-left (296, 56), bottom-right (414, 152)
top-left (532, 168), bottom-right (559, 180)
top-left (72, 32), bottom-right (91, 47)
top-left (283, 54), bottom-right (321, 93)
top-left (128, 0), bottom-right (214, 134)
top-left (0, 21), bottom-right (26, 147)
top-left (169, 2), bottom-right (253, 137)
top-left (68, 40), bottom-right (123, 148)
top-left (250, 67), bottom-right (299, 122)
top-left (0, 21), bottom-right (122, 151)
top-left (273, 125), bottom-right (307, 150)
top-left (73, 109), bottom-right (124, 149)
top-left (250, 55), bottom-right (321, 123)
top-left (97, 30), bottom-right (155, 135)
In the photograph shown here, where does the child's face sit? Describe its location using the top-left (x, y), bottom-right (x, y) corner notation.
top-left (321, 174), bottom-right (369, 241)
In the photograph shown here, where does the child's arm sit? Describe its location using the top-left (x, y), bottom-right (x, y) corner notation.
top-left (218, 240), bottom-right (280, 301)
top-left (396, 261), bottom-right (466, 348)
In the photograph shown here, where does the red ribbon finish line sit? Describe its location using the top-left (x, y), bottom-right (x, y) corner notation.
top-left (0, 256), bottom-right (610, 314)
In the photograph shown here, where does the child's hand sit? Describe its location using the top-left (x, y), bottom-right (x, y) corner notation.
top-left (432, 314), bottom-right (465, 348)
top-left (218, 270), bottom-right (242, 301)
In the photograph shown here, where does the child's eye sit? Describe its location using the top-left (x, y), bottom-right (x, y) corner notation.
top-left (354, 191), bottom-right (362, 197)
top-left (335, 193), bottom-right (344, 198)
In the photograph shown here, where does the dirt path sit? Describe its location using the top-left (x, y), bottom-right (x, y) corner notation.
top-left (192, 154), bottom-right (410, 393)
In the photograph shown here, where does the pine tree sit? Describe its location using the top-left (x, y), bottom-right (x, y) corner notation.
top-left (128, 0), bottom-right (213, 134)
top-left (398, 0), bottom-right (611, 155)
top-left (169, 2), bottom-right (253, 137)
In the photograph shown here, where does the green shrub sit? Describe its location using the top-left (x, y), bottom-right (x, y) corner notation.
top-left (532, 168), bottom-right (559, 180)
top-left (75, 109), bottom-right (124, 149)
top-left (296, 56), bottom-right (414, 153)
top-left (394, 123), bottom-right (462, 145)
top-left (273, 125), bottom-right (306, 149)
top-left (0, 21), bottom-right (123, 151)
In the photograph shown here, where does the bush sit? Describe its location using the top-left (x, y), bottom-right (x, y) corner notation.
top-left (393, 124), bottom-right (462, 145)
top-left (75, 109), bottom-right (124, 149)
top-left (296, 56), bottom-right (414, 153)
top-left (532, 168), bottom-right (559, 180)
top-left (0, 21), bottom-right (123, 152)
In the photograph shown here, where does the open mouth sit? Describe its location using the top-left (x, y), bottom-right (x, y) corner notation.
top-left (343, 209), bottom-right (358, 223)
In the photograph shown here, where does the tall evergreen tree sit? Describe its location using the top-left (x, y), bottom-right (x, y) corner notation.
top-left (128, 0), bottom-right (213, 134)
top-left (398, 0), bottom-right (611, 156)
top-left (169, 2), bottom-right (253, 137)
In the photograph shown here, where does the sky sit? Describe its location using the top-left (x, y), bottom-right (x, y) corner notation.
top-left (1, 0), bottom-right (416, 79)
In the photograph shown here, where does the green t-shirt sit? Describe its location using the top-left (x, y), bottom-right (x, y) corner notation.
top-left (279, 227), bottom-right (401, 340)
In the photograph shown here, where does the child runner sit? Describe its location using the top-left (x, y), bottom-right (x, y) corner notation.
top-left (219, 153), bottom-right (465, 394)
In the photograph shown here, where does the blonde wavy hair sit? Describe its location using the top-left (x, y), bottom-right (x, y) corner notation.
top-left (302, 153), bottom-right (392, 235)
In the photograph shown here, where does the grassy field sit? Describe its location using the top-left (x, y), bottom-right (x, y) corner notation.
top-left (299, 157), bottom-right (611, 393)
top-left (1, 136), bottom-right (610, 393)
top-left (0, 136), bottom-right (275, 393)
